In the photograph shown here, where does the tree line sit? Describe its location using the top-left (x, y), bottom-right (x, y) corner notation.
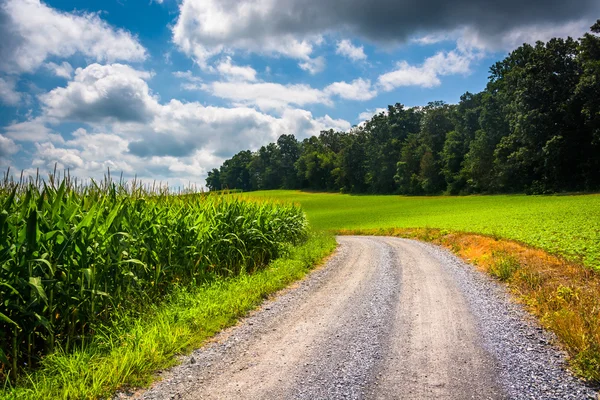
top-left (207, 22), bottom-right (600, 195)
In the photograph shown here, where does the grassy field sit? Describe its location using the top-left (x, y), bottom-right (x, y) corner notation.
top-left (245, 191), bottom-right (600, 270)
top-left (245, 190), bottom-right (600, 382)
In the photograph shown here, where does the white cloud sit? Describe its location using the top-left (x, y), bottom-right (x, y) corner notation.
top-left (358, 107), bottom-right (388, 121)
top-left (39, 63), bottom-right (157, 123)
top-left (172, 0), bottom-right (323, 72)
top-left (299, 56), bottom-right (326, 75)
top-left (314, 114), bottom-right (352, 132)
top-left (411, 32), bottom-right (455, 45)
top-left (13, 63), bottom-right (353, 186)
top-left (216, 56), bottom-right (257, 81)
top-left (0, 77), bottom-right (22, 105)
top-left (3, 118), bottom-right (64, 143)
top-left (377, 61), bottom-right (440, 89)
top-left (173, 70), bottom-right (203, 90)
top-left (277, 108), bottom-right (352, 138)
top-left (325, 78), bottom-right (377, 101)
top-left (336, 39), bottom-right (367, 61)
top-left (0, 135), bottom-right (20, 158)
top-left (202, 80), bottom-right (333, 111)
top-left (377, 49), bottom-right (473, 91)
top-left (0, 0), bottom-right (146, 74)
top-left (33, 142), bottom-right (85, 170)
top-left (45, 62), bottom-right (74, 79)
top-left (423, 50), bottom-right (473, 76)
top-left (173, 71), bottom-right (202, 82)
top-left (24, 102), bottom-right (351, 186)
top-left (203, 76), bottom-right (377, 111)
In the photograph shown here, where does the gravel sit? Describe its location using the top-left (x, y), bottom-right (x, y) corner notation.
top-left (116, 237), bottom-right (599, 400)
top-left (421, 240), bottom-right (598, 400)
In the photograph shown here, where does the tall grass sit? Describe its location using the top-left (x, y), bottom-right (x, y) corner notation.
top-left (0, 170), bottom-right (307, 381)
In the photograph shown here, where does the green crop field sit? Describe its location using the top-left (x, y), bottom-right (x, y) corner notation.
top-left (0, 176), bottom-right (307, 383)
top-left (244, 191), bottom-right (600, 270)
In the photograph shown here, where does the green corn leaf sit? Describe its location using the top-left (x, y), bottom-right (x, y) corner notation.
top-left (26, 207), bottom-right (38, 251)
top-left (99, 202), bottom-right (122, 236)
top-left (82, 268), bottom-right (92, 285)
top-left (51, 180), bottom-right (66, 218)
top-left (0, 209), bottom-right (8, 234)
top-left (33, 258), bottom-right (55, 276)
top-left (0, 311), bottom-right (20, 329)
top-left (33, 313), bottom-right (52, 331)
top-left (119, 259), bottom-right (146, 267)
top-left (28, 276), bottom-right (48, 304)
top-left (2, 186), bottom-right (17, 211)
top-left (74, 203), bottom-right (98, 234)
top-left (43, 230), bottom-right (61, 242)
top-left (0, 282), bottom-right (24, 302)
top-left (19, 188), bottom-right (32, 220)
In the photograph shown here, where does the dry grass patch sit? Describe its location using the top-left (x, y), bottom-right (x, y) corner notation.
top-left (338, 228), bottom-right (600, 383)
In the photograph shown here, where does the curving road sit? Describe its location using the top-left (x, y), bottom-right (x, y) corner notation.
top-left (131, 237), bottom-right (597, 400)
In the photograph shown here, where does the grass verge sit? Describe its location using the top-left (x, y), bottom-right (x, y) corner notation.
top-left (339, 227), bottom-right (600, 384)
top-left (1, 232), bottom-right (337, 400)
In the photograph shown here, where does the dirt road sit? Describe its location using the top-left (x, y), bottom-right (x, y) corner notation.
top-left (134, 237), bottom-right (596, 400)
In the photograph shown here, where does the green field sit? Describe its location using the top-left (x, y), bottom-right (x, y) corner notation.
top-left (245, 191), bottom-right (600, 270)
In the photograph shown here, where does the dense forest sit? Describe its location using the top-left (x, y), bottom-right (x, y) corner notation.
top-left (207, 22), bottom-right (600, 195)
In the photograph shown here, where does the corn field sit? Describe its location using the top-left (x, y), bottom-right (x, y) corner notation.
top-left (0, 170), bottom-right (307, 381)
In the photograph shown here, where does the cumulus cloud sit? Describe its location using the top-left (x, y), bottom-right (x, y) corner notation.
top-left (171, 0), bottom-right (599, 66)
top-left (9, 63), bottom-right (352, 185)
top-left (0, 0), bottom-right (146, 74)
top-left (325, 78), bottom-right (377, 101)
top-left (131, 99), bottom-right (284, 158)
top-left (336, 39), bottom-right (367, 61)
top-left (203, 76), bottom-right (379, 110)
top-left (173, 70), bottom-right (203, 90)
top-left (358, 107), bottom-right (388, 121)
top-left (0, 77), bottom-right (21, 105)
top-left (0, 135), bottom-right (19, 158)
top-left (377, 50), bottom-right (473, 91)
top-left (172, 0), bottom-right (324, 70)
top-left (39, 64), bottom-right (157, 123)
top-left (299, 56), bottom-right (326, 75)
top-left (216, 56), bottom-right (257, 81)
top-left (30, 129), bottom-right (135, 174)
top-left (3, 118), bottom-right (64, 143)
top-left (25, 103), bottom-right (351, 185)
top-left (279, 108), bottom-right (350, 135)
top-left (202, 80), bottom-right (333, 111)
top-left (44, 61), bottom-right (74, 79)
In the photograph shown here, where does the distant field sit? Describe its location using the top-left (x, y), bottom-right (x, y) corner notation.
top-left (245, 191), bottom-right (600, 270)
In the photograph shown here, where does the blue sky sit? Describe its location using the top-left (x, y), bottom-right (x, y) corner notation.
top-left (0, 0), bottom-right (598, 187)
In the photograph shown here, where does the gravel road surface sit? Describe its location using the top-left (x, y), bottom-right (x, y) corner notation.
top-left (124, 236), bottom-right (598, 400)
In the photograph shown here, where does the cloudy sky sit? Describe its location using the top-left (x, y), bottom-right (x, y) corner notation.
top-left (0, 0), bottom-right (598, 187)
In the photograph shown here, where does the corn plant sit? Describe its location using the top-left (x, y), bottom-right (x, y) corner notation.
top-left (0, 170), bottom-right (307, 381)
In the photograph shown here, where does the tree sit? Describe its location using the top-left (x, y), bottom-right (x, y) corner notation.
top-left (573, 20), bottom-right (600, 189)
top-left (220, 150), bottom-right (253, 191)
top-left (277, 134), bottom-right (301, 189)
top-left (206, 168), bottom-right (221, 191)
top-left (208, 24), bottom-right (600, 195)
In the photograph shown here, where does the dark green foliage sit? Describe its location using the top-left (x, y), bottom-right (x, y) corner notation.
top-left (210, 21), bottom-right (600, 196)
top-left (0, 173), bottom-right (308, 381)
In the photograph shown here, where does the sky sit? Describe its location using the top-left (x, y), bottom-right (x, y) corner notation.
top-left (0, 0), bottom-right (598, 188)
